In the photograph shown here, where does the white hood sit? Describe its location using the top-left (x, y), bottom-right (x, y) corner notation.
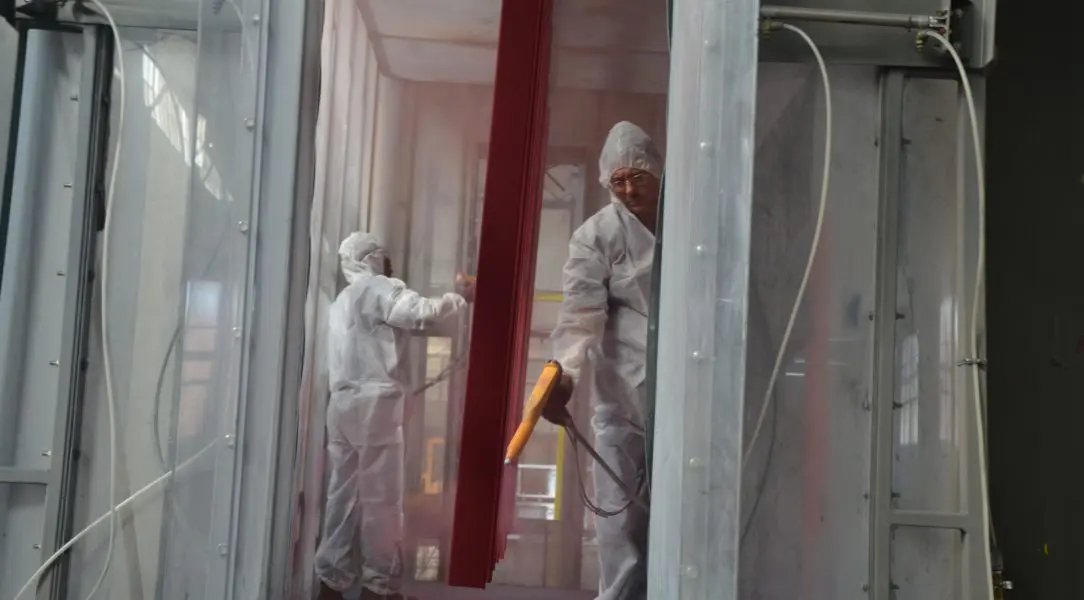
top-left (338, 231), bottom-right (386, 284)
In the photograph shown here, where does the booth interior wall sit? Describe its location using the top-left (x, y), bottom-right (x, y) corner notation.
top-left (739, 62), bottom-right (879, 600)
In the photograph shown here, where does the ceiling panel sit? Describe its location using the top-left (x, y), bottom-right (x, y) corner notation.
top-left (552, 51), bottom-right (668, 94)
top-left (381, 37), bottom-right (498, 85)
top-left (364, 0), bottom-right (669, 92)
top-left (367, 0), bottom-right (500, 45)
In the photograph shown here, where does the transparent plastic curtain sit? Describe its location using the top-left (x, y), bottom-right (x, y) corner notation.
top-left (290, 0), bottom-right (380, 596)
top-left (58, 0), bottom-right (266, 597)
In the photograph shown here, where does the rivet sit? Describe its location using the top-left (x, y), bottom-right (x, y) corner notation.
top-left (218, 543), bottom-right (229, 556)
top-left (687, 457), bottom-right (702, 469)
top-left (233, 327), bottom-right (242, 339)
top-left (225, 434), bottom-right (235, 448)
top-left (238, 221), bottom-right (249, 233)
top-left (251, 13), bottom-right (261, 24)
top-left (682, 565), bottom-right (699, 579)
top-left (244, 118), bottom-right (256, 130)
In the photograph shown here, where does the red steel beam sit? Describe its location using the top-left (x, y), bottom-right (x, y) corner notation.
top-left (448, 0), bottom-right (553, 588)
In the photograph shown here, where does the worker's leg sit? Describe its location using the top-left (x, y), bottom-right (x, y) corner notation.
top-left (356, 441), bottom-right (406, 596)
top-left (592, 423), bottom-right (649, 600)
top-left (315, 423), bottom-right (363, 596)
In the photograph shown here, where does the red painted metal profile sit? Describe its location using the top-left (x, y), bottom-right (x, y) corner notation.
top-left (447, 0), bottom-right (553, 588)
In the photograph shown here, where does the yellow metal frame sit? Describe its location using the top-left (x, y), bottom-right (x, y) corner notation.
top-left (421, 437), bottom-right (445, 495)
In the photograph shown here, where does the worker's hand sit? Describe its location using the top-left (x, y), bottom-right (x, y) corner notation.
top-left (455, 273), bottom-right (476, 303)
top-left (542, 374), bottom-right (574, 426)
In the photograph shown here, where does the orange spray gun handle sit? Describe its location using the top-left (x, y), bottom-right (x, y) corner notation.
top-left (504, 360), bottom-right (563, 464)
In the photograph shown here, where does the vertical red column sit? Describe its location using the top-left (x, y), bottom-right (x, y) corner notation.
top-left (447, 0), bottom-right (553, 588)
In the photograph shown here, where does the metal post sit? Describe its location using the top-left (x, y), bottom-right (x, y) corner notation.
top-left (38, 25), bottom-right (112, 600)
top-left (0, 22), bottom-right (28, 298)
top-left (868, 70), bottom-right (904, 600)
top-left (648, 0), bottom-right (760, 597)
top-left (257, 3), bottom-right (325, 595)
top-left (957, 74), bottom-right (991, 600)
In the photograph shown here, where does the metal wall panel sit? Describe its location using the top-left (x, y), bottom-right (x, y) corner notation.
top-left (649, 0), bottom-right (760, 597)
top-left (739, 63), bottom-right (880, 600)
top-left (0, 29), bottom-right (85, 600)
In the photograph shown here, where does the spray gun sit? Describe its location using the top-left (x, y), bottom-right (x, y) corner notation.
top-left (504, 360), bottom-right (649, 512)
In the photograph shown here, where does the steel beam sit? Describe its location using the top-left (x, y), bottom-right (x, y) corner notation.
top-left (648, 0), bottom-right (760, 597)
top-left (891, 510), bottom-right (979, 531)
top-left (868, 70), bottom-right (904, 600)
top-left (0, 467), bottom-right (49, 485)
top-left (37, 25), bottom-right (111, 600)
top-left (0, 22), bottom-right (27, 298)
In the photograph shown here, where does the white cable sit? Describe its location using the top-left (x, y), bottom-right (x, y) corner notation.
top-left (11, 445), bottom-right (216, 600)
top-left (918, 29), bottom-right (994, 600)
top-left (742, 22), bottom-right (831, 469)
top-left (82, 2), bottom-right (124, 600)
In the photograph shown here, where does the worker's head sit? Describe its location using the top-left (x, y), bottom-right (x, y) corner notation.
top-left (338, 231), bottom-right (392, 283)
top-left (599, 121), bottom-right (663, 224)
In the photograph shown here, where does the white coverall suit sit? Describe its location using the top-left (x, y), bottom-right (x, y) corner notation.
top-left (315, 232), bottom-right (469, 596)
top-left (552, 122), bottom-right (662, 600)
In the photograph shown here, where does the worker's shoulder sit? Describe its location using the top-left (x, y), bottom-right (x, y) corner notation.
top-left (341, 273), bottom-right (404, 298)
top-left (571, 202), bottom-right (623, 243)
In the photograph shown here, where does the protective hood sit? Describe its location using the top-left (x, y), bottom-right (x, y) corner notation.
top-left (338, 231), bottom-right (386, 284)
top-left (598, 121), bottom-right (664, 188)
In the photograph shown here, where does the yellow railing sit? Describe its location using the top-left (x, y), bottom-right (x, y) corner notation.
top-left (535, 292), bottom-right (563, 303)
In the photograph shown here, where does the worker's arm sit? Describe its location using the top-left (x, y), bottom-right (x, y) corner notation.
top-left (381, 283), bottom-right (471, 332)
top-left (551, 233), bottom-right (611, 386)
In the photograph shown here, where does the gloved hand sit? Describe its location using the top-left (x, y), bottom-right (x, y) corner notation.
top-left (455, 273), bottom-right (476, 303)
top-left (542, 374), bottom-right (574, 426)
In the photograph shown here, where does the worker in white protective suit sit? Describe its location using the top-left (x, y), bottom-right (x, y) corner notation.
top-left (316, 232), bottom-right (475, 600)
top-left (545, 121), bottom-right (662, 600)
